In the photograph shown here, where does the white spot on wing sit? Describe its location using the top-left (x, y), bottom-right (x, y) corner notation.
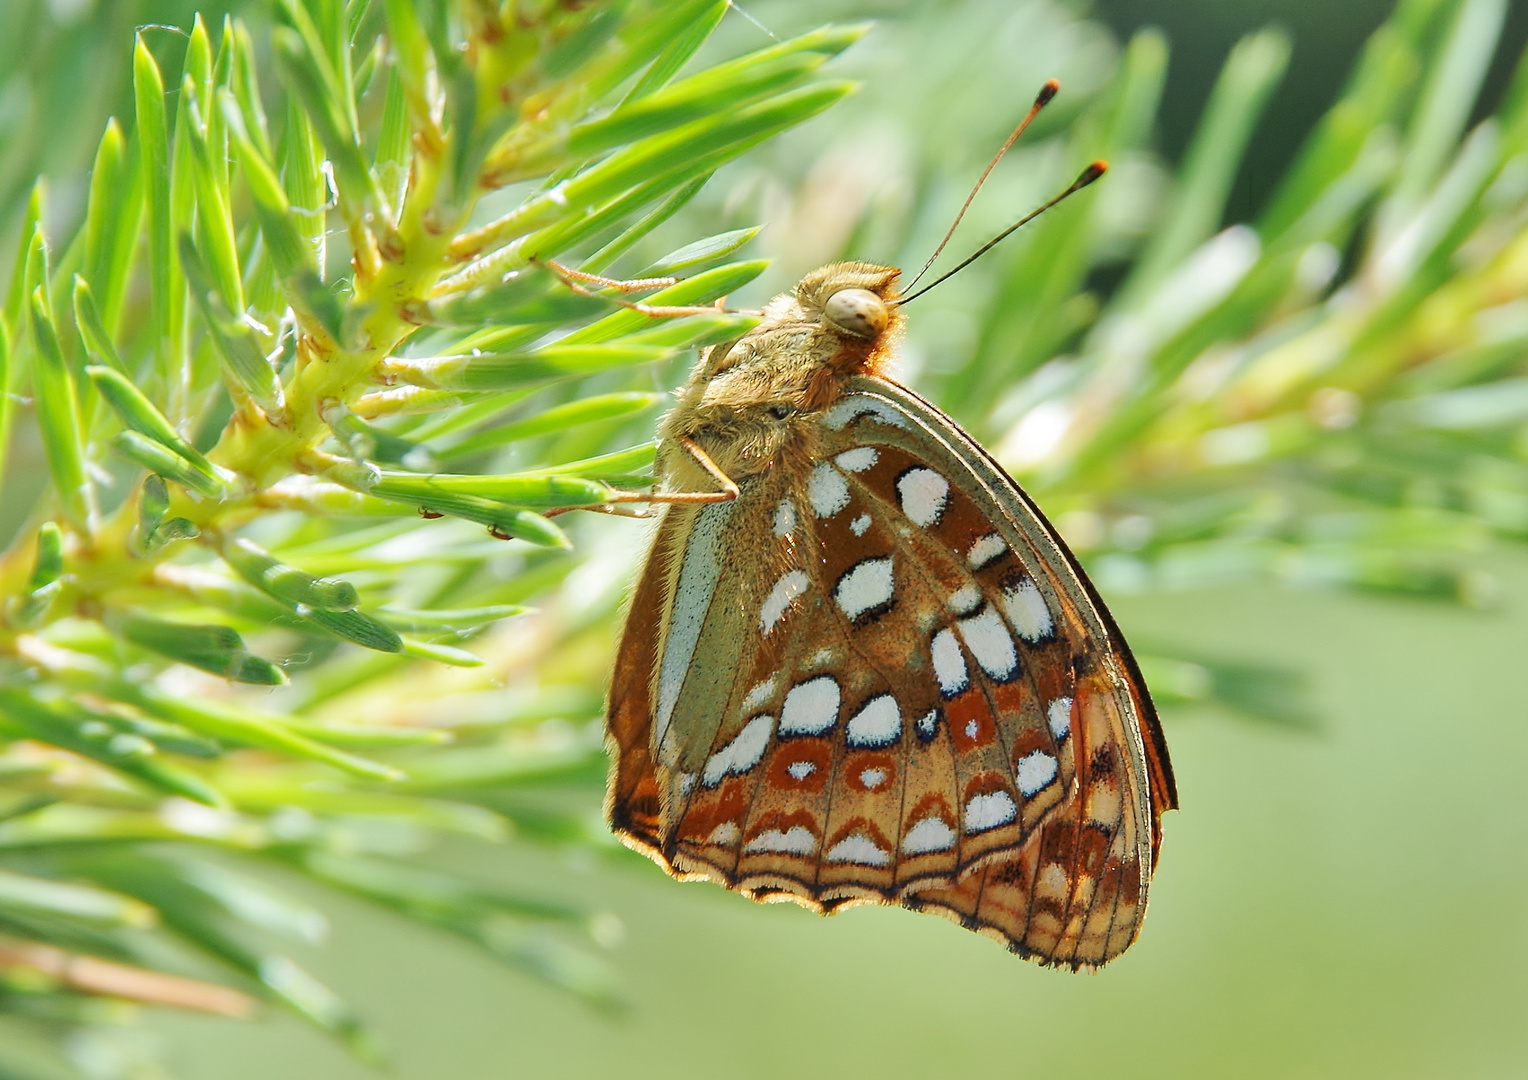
top-left (742, 677), bottom-right (777, 713)
top-left (850, 513), bottom-right (872, 536)
top-left (826, 396), bottom-right (908, 430)
top-left (701, 715), bottom-right (774, 787)
top-left (947, 584), bottom-right (982, 614)
top-left (1047, 696), bottom-right (1073, 741)
top-left (916, 710), bottom-right (939, 741)
top-left (759, 570), bottom-right (809, 635)
top-left (1040, 862), bottom-right (1070, 896)
top-left (901, 816), bottom-right (956, 854)
top-left (808, 462), bottom-right (850, 518)
top-left (826, 832), bottom-right (891, 866)
top-left (655, 502), bottom-right (734, 756)
top-left (834, 557), bottom-right (894, 621)
top-left (956, 605), bottom-right (1018, 680)
top-left (930, 628), bottom-right (969, 697)
top-left (897, 468), bottom-right (949, 527)
top-left (779, 675), bottom-right (840, 736)
top-left (706, 821), bottom-right (740, 846)
top-left (845, 694), bottom-right (901, 748)
top-left (968, 533), bottom-right (1007, 569)
top-left (773, 498), bottom-right (796, 537)
top-left (786, 760), bottom-right (816, 781)
top-left (1016, 751), bottom-right (1059, 796)
top-left (1003, 578), bottom-right (1054, 642)
top-left (834, 447), bottom-right (879, 472)
top-left (859, 767), bottom-right (888, 789)
top-left (745, 825), bottom-right (817, 855)
top-left (964, 791), bottom-right (1017, 833)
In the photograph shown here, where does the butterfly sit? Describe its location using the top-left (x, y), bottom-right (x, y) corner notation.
top-left (581, 76), bottom-right (1176, 967)
top-left (600, 246), bottom-right (1177, 968)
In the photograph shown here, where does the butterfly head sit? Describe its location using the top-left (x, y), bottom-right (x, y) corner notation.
top-left (661, 262), bottom-right (905, 481)
top-left (790, 261), bottom-right (904, 358)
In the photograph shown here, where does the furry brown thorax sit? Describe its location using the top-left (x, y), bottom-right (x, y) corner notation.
top-left (658, 262), bottom-right (905, 486)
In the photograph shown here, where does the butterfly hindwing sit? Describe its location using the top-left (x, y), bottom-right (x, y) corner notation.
top-left (830, 376), bottom-right (1174, 965)
top-left (905, 672), bottom-right (1154, 966)
top-left (605, 374), bottom-right (1174, 966)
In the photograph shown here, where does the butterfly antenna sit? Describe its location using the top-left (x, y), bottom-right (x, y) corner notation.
top-left (896, 160), bottom-right (1106, 307)
top-left (900, 79), bottom-right (1061, 295)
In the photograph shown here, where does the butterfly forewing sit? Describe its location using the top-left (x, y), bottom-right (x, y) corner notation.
top-left (608, 365), bottom-right (1174, 966)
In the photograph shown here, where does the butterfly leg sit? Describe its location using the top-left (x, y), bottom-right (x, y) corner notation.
top-left (546, 436), bottom-right (739, 518)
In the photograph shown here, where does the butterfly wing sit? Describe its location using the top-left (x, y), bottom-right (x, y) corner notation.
top-left (826, 377), bottom-right (1176, 967)
top-left (605, 374), bottom-right (1174, 967)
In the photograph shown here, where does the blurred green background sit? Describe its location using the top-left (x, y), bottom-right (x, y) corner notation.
top-left (5, 0), bottom-right (1527, 1076)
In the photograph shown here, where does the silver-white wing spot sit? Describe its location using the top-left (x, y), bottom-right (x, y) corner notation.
top-left (1002, 578), bottom-right (1054, 642)
top-left (742, 676), bottom-right (778, 713)
top-left (779, 675), bottom-right (841, 736)
top-left (1015, 750), bottom-right (1059, 797)
top-left (834, 557), bottom-right (894, 621)
top-left (859, 767), bottom-right (888, 789)
top-left (930, 628), bottom-right (969, 698)
top-left (706, 821), bottom-right (740, 846)
top-left (808, 462), bottom-right (850, 518)
top-left (967, 533), bottom-right (1007, 569)
top-left (1040, 863), bottom-right (1069, 896)
top-left (745, 826), bottom-right (817, 855)
top-left (773, 498), bottom-right (796, 537)
top-left (786, 760), bottom-right (817, 781)
top-left (955, 605), bottom-right (1018, 681)
top-left (702, 715), bottom-right (774, 787)
top-left (901, 816), bottom-right (956, 854)
top-left (826, 832), bottom-right (891, 866)
top-left (964, 790), bottom-right (1017, 833)
top-left (825, 396), bottom-right (909, 431)
top-left (834, 447), bottom-right (879, 472)
top-left (896, 468), bottom-right (949, 527)
top-left (947, 584), bottom-right (982, 614)
top-left (1047, 696), bottom-right (1073, 741)
top-left (850, 513), bottom-right (872, 536)
top-left (845, 693), bottom-right (901, 748)
top-left (759, 570), bottom-right (809, 635)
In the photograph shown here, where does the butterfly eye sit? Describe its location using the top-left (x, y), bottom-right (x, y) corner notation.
top-left (823, 288), bottom-right (888, 340)
top-left (768, 404), bottom-right (793, 420)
